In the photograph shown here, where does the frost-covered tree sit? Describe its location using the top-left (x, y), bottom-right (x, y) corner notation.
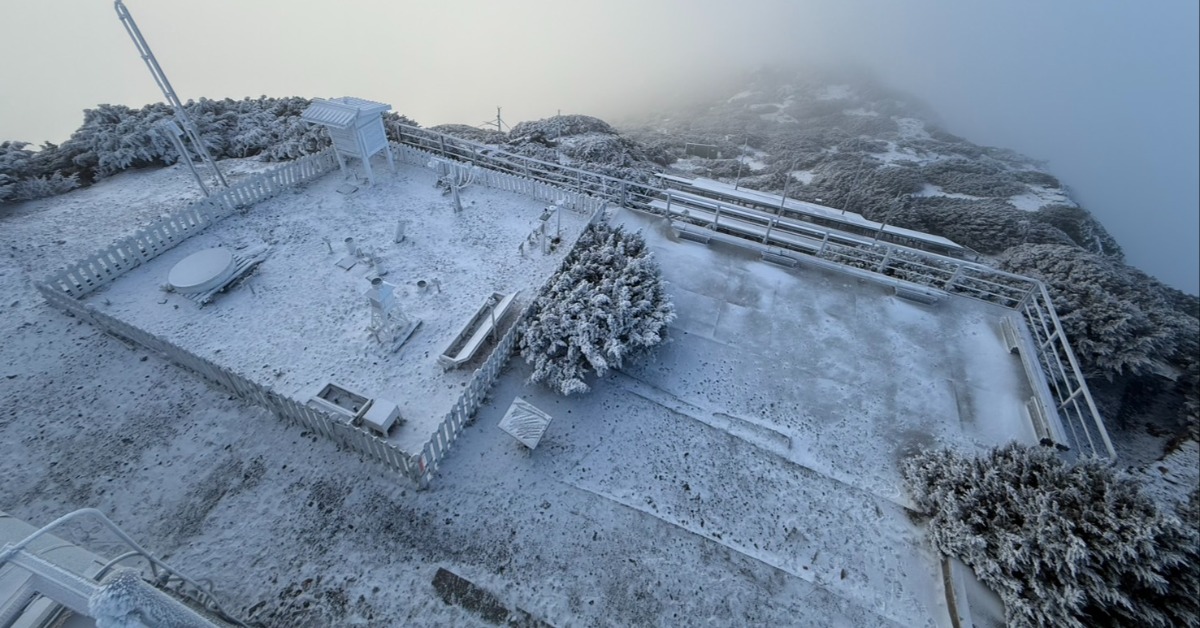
top-left (9, 172), bottom-right (80, 201)
top-left (1034, 204), bottom-right (1124, 259)
top-left (920, 159), bottom-right (1027, 198)
top-left (903, 443), bottom-right (1199, 628)
top-left (997, 244), bottom-right (1197, 379)
top-left (1, 97), bottom-right (422, 203)
top-left (519, 224), bottom-right (675, 395)
top-left (0, 141), bottom-right (35, 202)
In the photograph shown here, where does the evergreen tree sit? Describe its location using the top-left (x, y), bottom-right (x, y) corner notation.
top-left (519, 224), bottom-right (675, 395)
top-left (903, 443), bottom-right (1199, 628)
top-left (997, 244), bottom-right (1197, 379)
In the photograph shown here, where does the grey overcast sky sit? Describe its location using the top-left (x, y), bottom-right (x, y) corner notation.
top-left (1, 1), bottom-right (1196, 293)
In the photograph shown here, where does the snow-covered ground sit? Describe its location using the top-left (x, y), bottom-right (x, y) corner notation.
top-left (894, 117), bottom-right (932, 140)
top-left (739, 146), bottom-right (770, 171)
top-left (1006, 185), bottom-right (1077, 211)
top-left (873, 140), bottom-right (935, 165)
top-left (79, 161), bottom-right (588, 454)
top-left (2, 160), bottom-right (1040, 625)
top-left (790, 169), bottom-right (816, 185)
top-left (913, 183), bottom-right (983, 201)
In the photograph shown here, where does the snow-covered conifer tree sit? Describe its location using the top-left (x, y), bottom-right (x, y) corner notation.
top-left (903, 443), bottom-right (1199, 628)
top-left (520, 223), bottom-right (675, 395)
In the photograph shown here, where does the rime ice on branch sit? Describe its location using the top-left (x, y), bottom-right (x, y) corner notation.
top-left (519, 224), bottom-right (676, 396)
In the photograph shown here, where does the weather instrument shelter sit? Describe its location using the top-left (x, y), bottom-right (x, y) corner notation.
top-left (300, 97), bottom-right (396, 184)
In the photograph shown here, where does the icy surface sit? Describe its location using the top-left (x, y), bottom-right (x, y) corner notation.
top-left (2, 161), bottom-right (1039, 626)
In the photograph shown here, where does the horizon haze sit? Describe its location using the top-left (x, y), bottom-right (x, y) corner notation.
top-left (1, 0), bottom-right (1196, 293)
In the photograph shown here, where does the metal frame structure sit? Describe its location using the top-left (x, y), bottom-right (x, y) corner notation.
top-left (114, 0), bottom-right (227, 194)
top-left (1, 508), bottom-right (243, 626)
top-left (388, 123), bottom-right (1115, 460)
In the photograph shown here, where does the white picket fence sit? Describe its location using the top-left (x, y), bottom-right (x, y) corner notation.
top-left (411, 305), bottom-right (532, 487)
top-left (35, 142), bottom-right (608, 487)
top-left (35, 282), bottom-right (422, 478)
top-left (40, 149), bottom-right (339, 299)
top-left (393, 144), bottom-right (608, 217)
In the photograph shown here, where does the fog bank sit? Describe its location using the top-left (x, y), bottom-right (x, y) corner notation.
top-left (2, 0), bottom-right (1195, 291)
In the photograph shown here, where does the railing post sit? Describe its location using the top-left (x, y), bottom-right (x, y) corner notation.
top-left (943, 265), bottom-right (963, 290)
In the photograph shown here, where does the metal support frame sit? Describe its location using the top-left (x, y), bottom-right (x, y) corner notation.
top-left (158, 120), bottom-right (209, 196)
top-left (0, 508), bottom-right (245, 626)
top-left (388, 127), bottom-right (1115, 460)
top-left (114, 0), bottom-right (227, 194)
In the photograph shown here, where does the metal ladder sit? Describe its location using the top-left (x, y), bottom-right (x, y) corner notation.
top-left (113, 0), bottom-right (228, 195)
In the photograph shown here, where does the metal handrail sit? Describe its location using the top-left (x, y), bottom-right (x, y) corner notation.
top-left (387, 123), bottom-right (1114, 459)
top-left (0, 508), bottom-right (246, 627)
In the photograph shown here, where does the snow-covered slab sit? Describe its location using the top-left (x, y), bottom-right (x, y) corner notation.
top-left (80, 157), bottom-right (590, 453)
top-left (497, 396), bottom-right (553, 449)
top-left (657, 173), bottom-right (965, 251)
top-left (613, 207), bottom-right (1039, 504)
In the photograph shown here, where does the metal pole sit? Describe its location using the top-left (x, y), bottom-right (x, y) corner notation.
top-left (841, 156), bottom-right (864, 215)
top-left (777, 161), bottom-right (794, 215)
top-left (113, 1), bottom-right (227, 190)
top-left (489, 297), bottom-right (498, 342)
top-left (158, 121), bottom-right (208, 196)
top-left (733, 138), bottom-right (745, 190)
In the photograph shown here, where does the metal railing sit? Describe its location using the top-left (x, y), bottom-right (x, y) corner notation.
top-left (33, 120), bottom-right (1113, 467)
top-left (0, 508), bottom-right (244, 626)
top-left (388, 124), bottom-right (1114, 460)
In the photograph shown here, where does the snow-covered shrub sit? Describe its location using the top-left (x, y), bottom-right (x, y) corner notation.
top-left (1034, 204), bottom-right (1123, 258)
top-left (9, 172), bottom-right (80, 201)
top-left (617, 128), bottom-right (684, 166)
top-left (509, 114), bottom-right (618, 141)
top-left (694, 159), bottom-right (747, 180)
top-left (897, 196), bottom-right (1074, 254)
top-left (836, 137), bottom-right (888, 154)
top-left (1013, 169), bottom-right (1062, 188)
top-left (0, 141), bottom-right (35, 202)
top-left (903, 443), bottom-right (1200, 628)
top-left (428, 124), bottom-right (507, 145)
top-left (997, 244), bottom-right (1197, 379)
top-left (2, 141), bottom-right (82, 202)
top-left (519, 224), bottom-right (675, 395)
top-left (920, 159), bottom-right (1026, 197)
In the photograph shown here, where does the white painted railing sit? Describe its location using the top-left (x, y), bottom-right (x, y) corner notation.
top-left (40, 149), bottom-right (338, 299)
top-left (35, 142), bottom-right (604, 487)
top-left (36, 123), bottom-right (1113, 496)
top-left (387, 124), bottom-right (1111, 459)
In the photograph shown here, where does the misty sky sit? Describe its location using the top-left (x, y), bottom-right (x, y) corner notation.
top-left (2, 1), bottom-right (1196, 293)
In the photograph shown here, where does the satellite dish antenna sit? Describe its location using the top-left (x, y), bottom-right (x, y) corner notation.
top-left (113, 1), bottom-right (227, 195)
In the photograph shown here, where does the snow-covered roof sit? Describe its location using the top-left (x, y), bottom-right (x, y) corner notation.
top-left (657, 173), bottom-right (964, 251)
top-left (300, 97), bottom-right (391, 129)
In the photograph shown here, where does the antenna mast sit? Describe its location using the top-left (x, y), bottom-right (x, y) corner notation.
top-left (482, 106), bottom-right (508, 133)
top-left (113, 0), bottom-right (227, 192)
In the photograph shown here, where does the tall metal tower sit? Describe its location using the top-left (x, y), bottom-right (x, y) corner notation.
top-left (113, 1), bottom-right (227, 193)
